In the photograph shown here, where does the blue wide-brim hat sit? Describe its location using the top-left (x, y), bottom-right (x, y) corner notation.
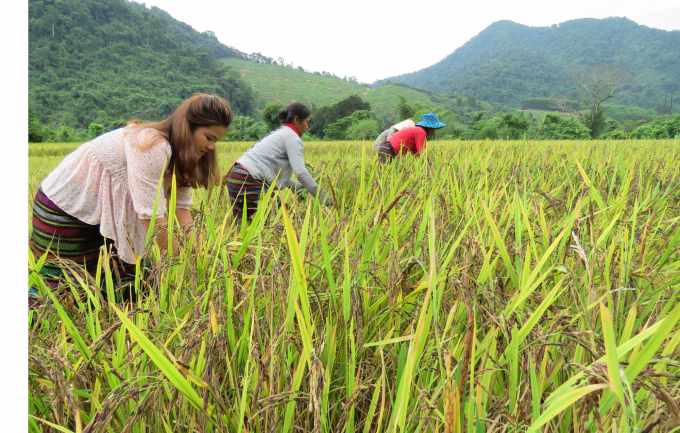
top-left (416, 113), bottom-right (446, 129)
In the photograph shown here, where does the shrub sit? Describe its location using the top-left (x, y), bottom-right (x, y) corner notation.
top-left (629, 114), bottom-right (680, 139)
top-left (323, 110), bottom-right (371, 140)
top-left (538, 112), bottom-right (590, 139)
top-left (56, 125), bottom-right (79, 142)
top-left (262, 103), bottom-right (286, 132)
top-left (226, 116), bottom-right (266, 141)
top-left (345, 119), bottom-right (379, 141)
top-left (88, 123), bottom-right (105, 139)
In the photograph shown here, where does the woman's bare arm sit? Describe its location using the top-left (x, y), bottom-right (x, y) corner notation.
top-left (175, 208), bottom-right (194, 236)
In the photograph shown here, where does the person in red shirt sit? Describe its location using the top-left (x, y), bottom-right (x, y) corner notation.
top-left (377, 113), bottom-right (446, 163)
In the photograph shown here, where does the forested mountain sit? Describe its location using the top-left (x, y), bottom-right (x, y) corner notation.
top-left (376, 18), bottom-right (680, 109)
top-left (29, 0), bottom-right (256, 130)
top-left (127, 1), bottom-right (247, 60)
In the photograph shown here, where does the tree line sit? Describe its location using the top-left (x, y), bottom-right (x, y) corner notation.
top-left (223, 74), bottom-right (678, 142)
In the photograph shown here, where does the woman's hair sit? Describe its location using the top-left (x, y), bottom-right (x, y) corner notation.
top-left (129, 94), bottom-right (233, 188)
top-left (277, 103), bottom-right (311, 125)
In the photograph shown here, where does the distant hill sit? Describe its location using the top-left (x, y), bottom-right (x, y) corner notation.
top-left (28, 0), bottom-right (256, 129)
top-left (221, 58), bottom-right (370, 109)
top-left (376, 18), bottom-right (680, 110)
top-left (364, 83), bottom-right (456, 120)
top-left (221, 58), bottom-right (461, 120)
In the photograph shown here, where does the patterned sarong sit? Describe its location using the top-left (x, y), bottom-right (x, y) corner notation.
top-left (29, 187), bottom-right (137, 307)
top-left (224, 163), bottom-right (269, 220)
top-left (378, 141), bottom-right (397, 164)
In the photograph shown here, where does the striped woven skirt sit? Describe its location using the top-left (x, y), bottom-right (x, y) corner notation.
top-left (29, 187), bottom-right (137, 307)
top-left (378, 141), bottom-right (397, 164)
top-left (224, 163), bottom-right (269, 220)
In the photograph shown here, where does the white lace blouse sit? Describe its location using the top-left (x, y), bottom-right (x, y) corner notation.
top-left (41, 126), bottom-right (193, 264)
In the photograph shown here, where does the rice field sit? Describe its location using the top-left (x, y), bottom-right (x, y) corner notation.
top-left (28, 139), bottom-right (680, 432)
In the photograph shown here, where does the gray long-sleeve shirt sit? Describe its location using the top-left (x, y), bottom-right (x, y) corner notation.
top-left (236, 126), bottom-right (331, 205)
top-left (372, 127), bottom-right (398, 154)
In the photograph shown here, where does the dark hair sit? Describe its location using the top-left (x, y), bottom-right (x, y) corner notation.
top-left (277, 103), bottom-right (311, 124)
top-left (130, 94), bottom-right (233, 188)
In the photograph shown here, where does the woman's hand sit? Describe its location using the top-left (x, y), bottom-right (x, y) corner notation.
top-left (176, 208), bottom-right (198, 248)
top-left (140, 217), bottom-right (179, 255)
top-left (140, 208), bottom-right (194, 255)
top-left (175, 208), bottom-right (194, 237)
top-left (321, 196), bottom-right (333, 207)
top-left (295, 188), bottom-right (308, 202)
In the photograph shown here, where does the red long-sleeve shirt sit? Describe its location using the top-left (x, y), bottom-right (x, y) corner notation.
top-left (386, 126), bottom-right (427, 156)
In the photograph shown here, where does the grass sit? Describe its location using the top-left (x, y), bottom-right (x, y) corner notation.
top-left (363, 85), bottom-right (441, 120)
top-left (221, 58), bottom-right (370, 109)
top-left (28, 139), bottom-right (680, 432)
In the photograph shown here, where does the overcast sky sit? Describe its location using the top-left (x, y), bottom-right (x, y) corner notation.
top-left (134, 0), bottom-right (680, 83)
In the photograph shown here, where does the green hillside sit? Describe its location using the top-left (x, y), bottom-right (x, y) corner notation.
top-left (377, 18), bottom-right (680, 110)
top-left (602, 104), bottom-right (660, 122)
top-left (363, 83), bottom-right (437, 119)
top-left (221, 58), bottom-right (458, 120)
top-left (221, 58), bottom-right (370, 109)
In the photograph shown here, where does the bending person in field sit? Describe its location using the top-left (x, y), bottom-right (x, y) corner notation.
top-left (29, 94), bottom-right (232, 305)
top-left (377, 113), bottom-right (446, 163)
top-left (372, 118), bottom-right (415, 154)
top-left (224, 102), bottom-right (333, 220)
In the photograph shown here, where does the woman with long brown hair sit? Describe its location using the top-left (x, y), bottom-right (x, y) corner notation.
top-left (29, 94), bottom-right (232, 304)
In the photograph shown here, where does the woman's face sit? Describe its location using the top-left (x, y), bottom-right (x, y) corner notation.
top-left (193, 124), bottom-right (227, 158)
top-left (293, 115), bottom-right (311, 136)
